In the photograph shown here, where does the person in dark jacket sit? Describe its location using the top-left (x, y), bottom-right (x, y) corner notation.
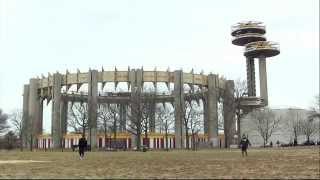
top-left (240, 134), bottom-right (251, 157)
top-left (78, 135), bottom-right (87, 160)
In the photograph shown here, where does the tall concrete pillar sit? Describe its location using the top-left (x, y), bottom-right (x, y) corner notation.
top-left (129, 69), bottom-right (143, 149)
top-left (203, 99), bottom-right (208, 134)
top-left (52, 73), bottom-right (62, 148)
top-left (223, 80), bottom-right (236, 148)
top-left (174, 70), bottom-right (185, 148)
top-left (246, 57), bottom-right (256, 96)
top-left (149, 102), bottom-right (156, 133)
top-left (22, 84), bottom-right (30, 148)
top-left (119, 104), bottom-right (127, 132)
top-left (28, 78), bottom-right (41, 148)
top-left (259, 57), bottom-right (268, 105)
top-left (88, 70), bottom-right (98, 149)
top-left (60, 100), bottom-right (68, 135)
top-left (38, 99), bottom-right (43, 135)
top-left (136, 69), bottom-right (143, 92)
top-left (207, 74), bottom-right (218, 147)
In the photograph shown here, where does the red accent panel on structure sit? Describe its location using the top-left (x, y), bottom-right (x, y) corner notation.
top-left (48, 139), bottom-right (50, 148)
top-left (143, 138), bottom-right (150, 148)
top-left (160, 138), bottom-right (164, 149)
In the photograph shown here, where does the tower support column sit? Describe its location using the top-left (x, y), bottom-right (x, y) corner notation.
top-left (246, 57), bottom-right (256, 96)
top-left (259, 57), bottom-right (268, 105)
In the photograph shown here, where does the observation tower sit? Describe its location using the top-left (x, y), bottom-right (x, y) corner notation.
top-left (231, 21), bottom-right (280, 110)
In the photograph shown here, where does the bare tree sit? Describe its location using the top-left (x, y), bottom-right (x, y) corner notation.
top-left (141, 92), bottom-right (156, 148)
top-left (9, 109), bottom-right (23, 151)
top-left (156, 104), bottom-right (174, 151)
top-left (4, 131), bottom-right (18, 150)
top-left (234, 79), bottom-right (247, 142)
top-left (285, 109), bottom-right (303, 145)
top-left (103, 104), bottom-right (120, 148)
top-left (188, 104), bottom-right (202, 151)
top-left (309, 94), bottom-right (320, 120)
top-left (69, 103), bottom-right (89, 136)
top-left (126, 88), bottom-right (143, 150)
top-left (126, 87), bottom-right (157, 151)
top-left (301, 116), bottom-right (318, 144)
top-left (98, 104), bottom-right (113, 148)
top-left (0, 109), bottom-right (9, 136)
top-left (183, 101), bottom-right (202, 150)
top-left (250, 108), bottom-right (281, 147)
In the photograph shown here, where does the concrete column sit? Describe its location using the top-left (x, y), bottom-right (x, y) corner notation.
top-left (149, 103), bottom-right (156, 132)
top-left (88, 70), bottom-right (98, 149)
top-left (136, 69), bottom-right (143, 92)
top-left (223, 80), bottom-right (235, 148)
top-left (246, 57), bottom-right (256, 96)
top-left (60, 100), bottom-right (68, 135)
top-left (28, 78), bottom-right (41, 148)
top-left (136, 69), bottom-right (143, 146)
top-left (259, 57), bottom-right (268, 105)
top-left (119, 104), bottom-right (127, 132)
top-left (174, 70), bottom-right (185, 148)
top-left (38, 99), bottom-right (43, 135)
top-left (22, 84), bottom-right (30, 148)
top-left (52, 73), bottom-right (62, 148)
top-left (203, 98), bottom-right (208, 134)
top-left (207, 74), bottom-right (218, 147)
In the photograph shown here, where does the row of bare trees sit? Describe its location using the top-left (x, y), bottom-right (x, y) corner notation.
top-left (246, 106), bottom-right (319, 147)
top-left (286, 108), bottom-right (319, 145)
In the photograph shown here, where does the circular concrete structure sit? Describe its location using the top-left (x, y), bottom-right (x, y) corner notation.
top-left (244, 41), bottom-right (280, 58)
top-left (22, 68), bottom-right (237, 150)
top-left (232, 33), bottom-right (266, 46)
top-left (231, 21), bottom-right (266, 36)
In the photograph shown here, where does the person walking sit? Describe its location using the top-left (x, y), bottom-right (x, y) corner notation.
top-left (78, 135), bottom-right (87, 160)
top-left (239, 134), bottom-right (251, 157)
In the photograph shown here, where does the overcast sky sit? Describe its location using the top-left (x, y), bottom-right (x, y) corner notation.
top-left (0, 0), bottom-right (319, 130)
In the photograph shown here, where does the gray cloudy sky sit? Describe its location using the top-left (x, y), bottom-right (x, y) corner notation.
top-left (0, 0), bottom-right (319, 115)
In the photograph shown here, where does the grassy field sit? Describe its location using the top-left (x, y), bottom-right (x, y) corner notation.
top-left (0, 147), bottom-right (319, 179)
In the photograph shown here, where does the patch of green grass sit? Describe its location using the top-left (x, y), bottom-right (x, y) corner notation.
top-left (0, 147), bottom-right (319, 179)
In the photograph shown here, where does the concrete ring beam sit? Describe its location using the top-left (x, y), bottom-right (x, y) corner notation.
top-left (244, 41), bottom-right (280, 58)
top-left (37, 69), bottom-right (228, 101)
top-left (232, 34), bottom-right (266, 46)
top-left (231, 21), bottom-right (266, 36)
top-left (239, 96), bottom-right (265, 108)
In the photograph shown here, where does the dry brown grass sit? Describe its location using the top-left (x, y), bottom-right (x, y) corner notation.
top-left (0, 147), bottom-right (319, 179)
